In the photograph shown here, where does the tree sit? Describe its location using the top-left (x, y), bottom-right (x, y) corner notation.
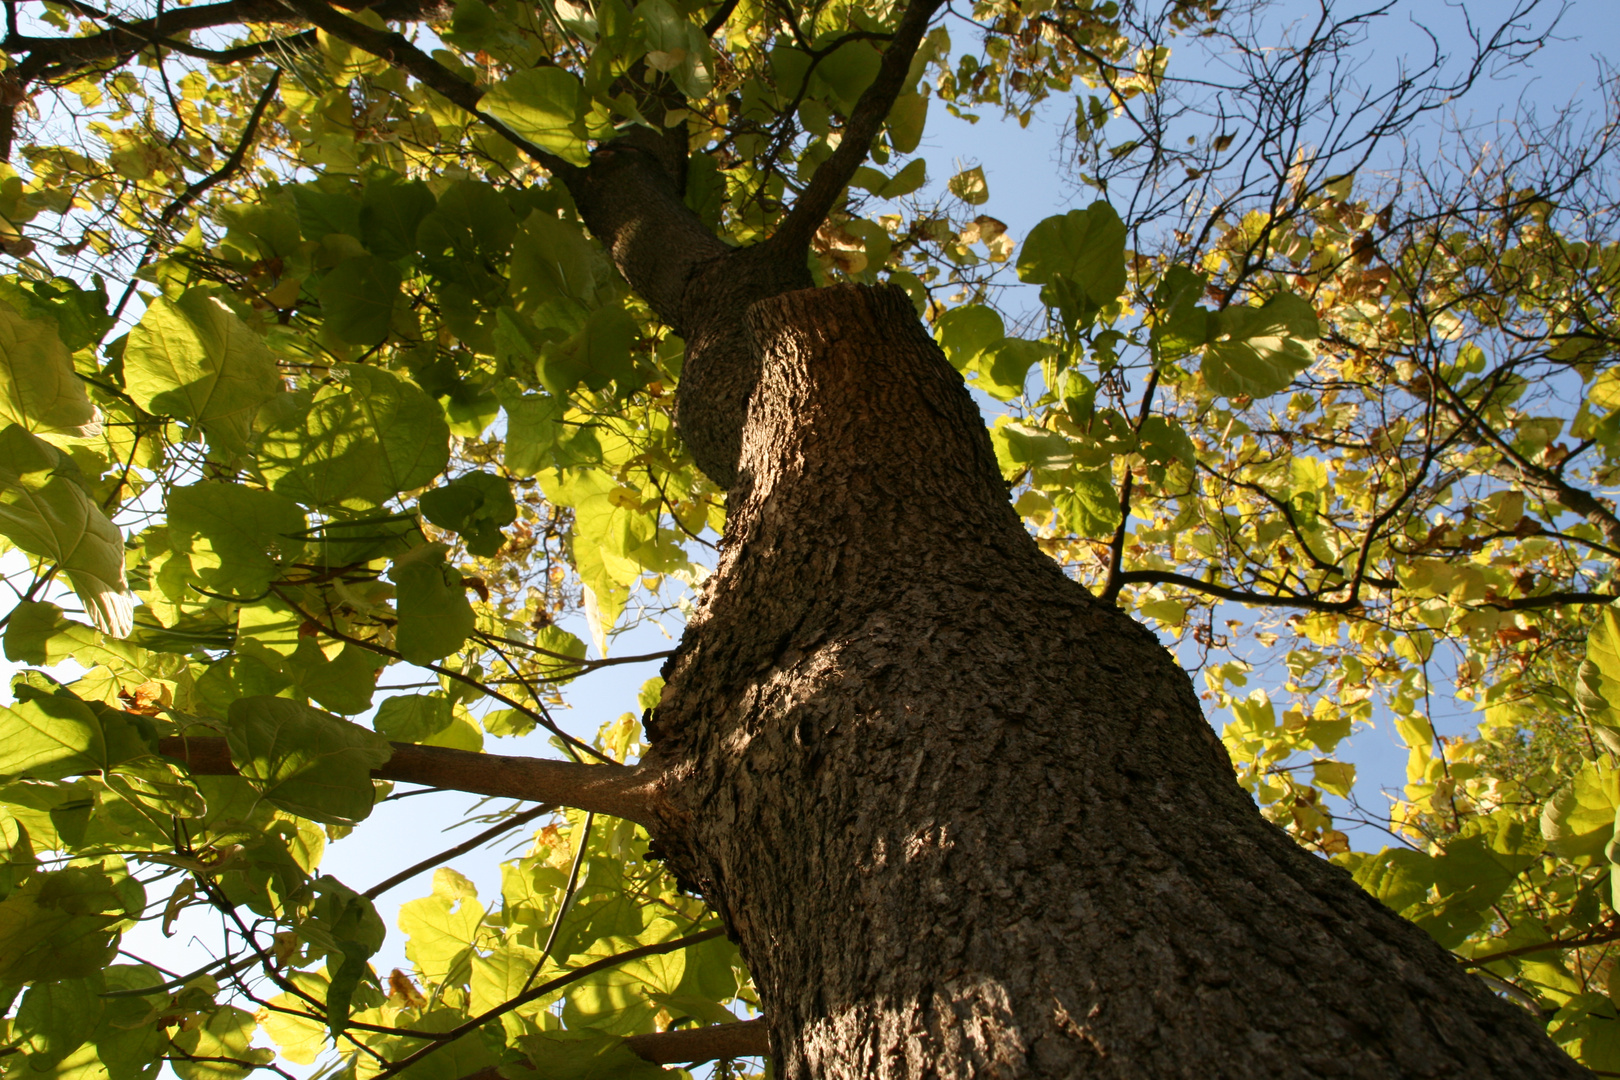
top-left (0, 0), bottom-right (1613, 1076)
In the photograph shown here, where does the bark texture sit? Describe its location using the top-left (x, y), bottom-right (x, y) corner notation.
top-left (563, 143), bottom-right (811, 487)
top-left (643, 284), bottom-right (1587, 1078)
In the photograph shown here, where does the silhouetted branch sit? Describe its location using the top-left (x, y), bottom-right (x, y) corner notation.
top-left (769, 0), bottom-right (944, 252)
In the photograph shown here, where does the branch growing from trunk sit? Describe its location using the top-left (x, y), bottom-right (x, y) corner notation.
top-left (156, 736), bottom-right (664, 828)
top-left (455, 1019), bottom-right (769, 1079)
top-left (276, 0), bottom-right (577, 174)
top-left (4, 0), bottom-right (443, 76)
top-left (767, 0), bottom-right (944, 253)
top-left (625, 1017), bottom-right (770, 1064)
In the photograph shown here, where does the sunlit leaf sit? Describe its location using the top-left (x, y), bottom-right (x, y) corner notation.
top-left (0, 425), bottom-right (133, 637)
top-left (225, 696), bottom-right (392, 826)
top-left (123, 289), bottom-right (281, 457)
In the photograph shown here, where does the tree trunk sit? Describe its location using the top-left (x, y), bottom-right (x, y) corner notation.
top-left (642, 284), bottom-right (1587, 1078)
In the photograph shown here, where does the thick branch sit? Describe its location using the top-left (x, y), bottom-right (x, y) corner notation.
top-left (6, 0), bottom-right (442, 73)
top-left (768, 0), bottom-right (944, 252)
top-left (156, 736), bottom-right (663, 827)
top-left (1480, 591), bottom-right (1620, 611)
top-left (626, 1018), bottom-right (770, 1063)
top-left (275, 0), bottom-right (574, 174)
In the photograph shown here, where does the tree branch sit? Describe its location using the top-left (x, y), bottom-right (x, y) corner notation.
top-left (628, 1018), bottom-right (770, 1064)
top-left (111, 67), bottom-right (282, 322)
top-left (274, 0), bottom-right (576, 174)
top-left (1464, 922), bottom-right (1620, 966)
top-left (1113, 569), bottom-right (1361, 613)
top-left (362, 803), bottom-right (553, 898)
top-left (455, 1019), bottom-right (769, 1078)
top-left (6, 0), bottom-right (443, 76)
top-left (156, 736), bottom-right (664, 827)
top-left (701, 0), bottom-right (743, 38)
top-left (768, 0), bottom-right (943, 252)
top-left (1479, 591), bottom-right (1620, 611)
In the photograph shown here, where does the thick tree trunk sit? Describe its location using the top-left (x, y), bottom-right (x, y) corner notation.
top-left (643, 284), bottom-right (1586, 1078)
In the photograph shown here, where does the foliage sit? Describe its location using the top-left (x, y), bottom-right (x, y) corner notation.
top-left (0, 0), bottom-right (1615, 1075)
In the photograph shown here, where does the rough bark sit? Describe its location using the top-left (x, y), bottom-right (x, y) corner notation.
top-left (562, 143), bottom-right (812, 487)
top-left (641, 283), bottom-right (1587, 1078)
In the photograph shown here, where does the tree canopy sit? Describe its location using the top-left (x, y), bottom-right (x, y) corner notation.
top-left (0, 0), bottom-right (1618, 1075)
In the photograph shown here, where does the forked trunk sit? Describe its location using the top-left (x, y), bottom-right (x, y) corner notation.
top-left (643, 284), bottom-right (1585, 1078)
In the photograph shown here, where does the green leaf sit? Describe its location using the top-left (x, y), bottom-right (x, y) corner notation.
top-left (1349, 834), bottom-right (1528, 950)
top-left (92, 963), bottom-right (168, 1079)
top-left (399, 867), bottom-right (485, 983)
top-left (1150, 265), bottom-right (1212, 359)
top-left (563, 923), bottom-right (688, 1035)
top-left (539, 467), bottom-right (658, 650)
top-left (1201, 292), bottom-right (1320, 399)
top-left (123, 289), bottom-right (282, 457)
top-left (373, 693), bottom-right (455, 743)
top-left (0, 859), bottom-right (142, 984)
top-left (259, 365), bottom-right (450, 508)
top-left (319, 255), bottom-right (402, 346)
top-left (1016, 202), bottom-right (1128, 308)
top-left (536, 305), bottom-right (639, 395)
top-left (511, 213), bottom-right (601, 308)
top-left (887, 91), bottom-right (927, 154)
top-left (311, 878), bottom-right (386, 1037)
top-left (0, 681), bottom-right (117, 784)
top-left (469, 942), bottom-right (549, 1015)
top-left (2, 599), bottom-right (118, 676)
top-left (0, 425), bottom-right (133, 637)
top-left (934, 304), bottom-right (1004, 370)
top-left (419, 472), bottom-right (518, 557)
top-left (1052, 467), bottom-right (1122, 538)
top-left (973, 338), bottom-right (1049, 400)
top-left (501, 393), bottom-right (564, 477)
top-left (989, 418), bottom-right (1072, 477)
top-left (0, 812), bottom-right (36, 900)
top-left (292, 184), bottom-right (363, 241)
top-left (391, 542), bottom-right (477, 665)
top-left (0, 301), bottom-right (99, 438)
top-left (169, 1007), bottom-right (274, 1080)
top-left (635, 0), bottom-right (714, 99)
top-left (98, 755), bottom-right (208, 824)
top-left (1311, 759), bottom-right (1356, 797)
top-left (359, 177), bottom-right (435, 260)
top-left (293, 640), bottom-right (387, 716)
top-left (416, 179), bottom-right (518, 259)
top-left (813, 38), bottom-right (880, 109)
top-left (225, 696), bottom-right (392, 826)
top-left (167, 482), bottom-right (307, 598)
top-left (1137, 415), bottom-right (1196, 466)
top-left (948, 165), bottom-right (989, 206)
top-left (0, 277), bottom-right (114, 354)
top-left (483, 68), bottom-right (590, 166)
top-left (14, 976), bottom-right (102, 1068)
top-left (878, 157), bottom-right (928, 199)
top-left (1542, 758), bottom-right (1620, 861)
top-left (1579, 607), bottom-right (1620, 731)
